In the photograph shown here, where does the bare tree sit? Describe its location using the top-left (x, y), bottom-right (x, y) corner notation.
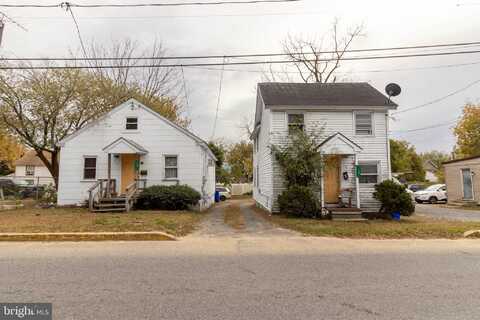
top-left (265, 19), bottom-right (364, 83)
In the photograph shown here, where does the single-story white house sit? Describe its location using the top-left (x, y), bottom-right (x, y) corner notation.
top-left (57, 98), bottom-right (216, 211)
top-left (13, 150), bottom-right (55, 186)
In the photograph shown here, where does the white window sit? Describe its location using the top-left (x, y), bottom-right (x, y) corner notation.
top-left (83, 157), bottom-right (97, 180)
top-left (126, 117), bottom-right (138, 130)
top-left (358, 162), bottom-right (378, 184)
top-left (287, 114), bottom-right (305, 134)
top-left (355, 112), bottom-right (373, 135)
top-left (25, 165), bottom-right (35, 176)
top-left (165, 155), bottom-right (178, 179)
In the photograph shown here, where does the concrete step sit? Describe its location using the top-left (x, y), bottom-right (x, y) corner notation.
top-left (92, 207), bottom-right (127, 212)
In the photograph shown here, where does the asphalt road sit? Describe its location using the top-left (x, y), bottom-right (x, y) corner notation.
top-left (1, 238), bottom-right (480, 320)
top-left (416, 203), bottom-right (480, 221)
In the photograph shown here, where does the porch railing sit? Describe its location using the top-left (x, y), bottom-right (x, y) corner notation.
top-left (87, 179), bottom-right (116, 211)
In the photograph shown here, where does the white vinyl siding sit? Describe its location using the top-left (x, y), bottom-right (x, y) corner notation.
top-left (264, 109), bottom-right (389, 212)
top-left (57, 100), bottom-right (216, 209)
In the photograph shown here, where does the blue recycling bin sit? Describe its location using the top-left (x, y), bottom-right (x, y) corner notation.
top-left (391, 211), bottom-right (401, 221)
top-left (214, 191), bottom-right (220, 203)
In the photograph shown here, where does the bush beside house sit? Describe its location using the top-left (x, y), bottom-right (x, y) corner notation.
top-left (373, 180), bottom-right (415, 217)
top-left (136, 185), bottom-right (201, 211)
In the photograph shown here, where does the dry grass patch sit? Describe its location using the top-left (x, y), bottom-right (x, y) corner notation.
top-left (224, 203), bottom-right (246, 230)
top-left (250, 205), bottom-right (480, 239)
top-left (0, 207), bottom-right (206, 237)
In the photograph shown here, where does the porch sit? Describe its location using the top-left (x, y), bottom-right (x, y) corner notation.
top-left (319, 133), bottom-right (364, 220)
top-left (88, 137), bottom-right (149, 212)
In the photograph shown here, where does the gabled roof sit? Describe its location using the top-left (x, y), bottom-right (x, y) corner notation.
top-left (15, 150), bottom-right (50, 167)
top-left (318, 132), bottom-right (363, 154)
top-left (102, 137), bottom-right (148, 154)
top-left (58, 98), bottom-right (216, 160)
top-left (258, 82), bottom-right (398, 108)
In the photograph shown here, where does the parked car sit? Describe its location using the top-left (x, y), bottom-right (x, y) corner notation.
top-left (215, 186), bottom-right (231, 201)
top-left (414, 184), bottom-right (447, 204)
top-left (408, 184), bottom-right (425, 192)
top-left (0, 178), bottom-right (43, 198)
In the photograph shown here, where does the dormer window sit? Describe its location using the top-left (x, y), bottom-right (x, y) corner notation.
top-left (288, 114), bottom-right (304, 134)
top-left (126, 117), bottom-right (138, 130)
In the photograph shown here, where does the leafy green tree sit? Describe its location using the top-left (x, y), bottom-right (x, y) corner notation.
top-left (420, 151), bottom-right (451, 182)
top-left (0, 62), bottom-right (186, 187)
top-left (0, 126), bottom-right (24, 175)
top-left (226, 141), bottom-right (253, 183)
top-left (454, 104), bottom-right (480, 158)
top-left (208, 141), bottom-right (231, 185)
top-left (271, 129), bottom-right (324, 217)
top-left (390, 139), bottom-right (425, 182)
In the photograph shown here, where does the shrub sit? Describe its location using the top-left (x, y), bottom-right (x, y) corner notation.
top-left (278, 185), bottom-right (319, 218)
top-left (373, 180), bottom-right (415, 217)
top-left (137, 185), bottom-right (201, 210)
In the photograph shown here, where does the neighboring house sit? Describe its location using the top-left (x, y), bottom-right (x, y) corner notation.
top-left (251, 82), bottom-right (398, 213)
top-left (14, 150), bottom-right (54, 185)
top-left (424, 160), bottom-right (439, 182)
top-left (443, 155), bottom-right (480, 204)
top-left (57, 98), bottom-right (216, 211)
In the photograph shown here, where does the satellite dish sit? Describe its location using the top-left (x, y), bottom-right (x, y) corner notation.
top-left (385, 83), bottom-right (401, 97)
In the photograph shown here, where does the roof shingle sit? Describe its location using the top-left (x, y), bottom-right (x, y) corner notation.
top-left (258, 82), bottom-right (397, 108)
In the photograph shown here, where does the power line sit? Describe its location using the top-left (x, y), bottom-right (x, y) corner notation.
top-left (61, 2), bottom-right (89, 62)
top-left (11, 11), bottom-right (326, 20)
top-left (0, 0), bottom-right (301, 9)
top-left (391, 119), bottom-right (459, 133)
top-left (4, 48), bottom-right (480, 70)
top-left (392, 78), bottom-right (480, 116)
top-left (211, 57), bottom-right (226, 140)
top-left (2, 40), bottom-right (480, 61)
top-left (184, 58), bottom-right (480, 75)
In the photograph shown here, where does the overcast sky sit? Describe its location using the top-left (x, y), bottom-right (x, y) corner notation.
top-left (3, 0), bottom-right (480, 153)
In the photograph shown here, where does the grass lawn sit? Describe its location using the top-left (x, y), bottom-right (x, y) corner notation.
top-left (0, 207), bottom-right (206, 237)
top-left (250, 205), bottom-right (480, 239)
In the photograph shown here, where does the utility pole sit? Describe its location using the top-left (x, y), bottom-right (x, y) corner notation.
top-left (0, 11), bottom-right (28, 46)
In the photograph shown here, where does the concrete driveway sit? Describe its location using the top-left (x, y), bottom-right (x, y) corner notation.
top-left (416, 203), bottom-right (480, 221)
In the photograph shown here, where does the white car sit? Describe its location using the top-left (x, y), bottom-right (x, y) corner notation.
top-left (414, 184), bottom-right (447, 204)
top-left (215, 186), bottom-right (232, 201)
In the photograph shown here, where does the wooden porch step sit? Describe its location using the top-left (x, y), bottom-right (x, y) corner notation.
top-left (96, 203), bottom-right (127, 208)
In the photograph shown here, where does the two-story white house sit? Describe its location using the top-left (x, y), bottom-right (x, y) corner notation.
top-left (251, 82), bottom-right (398, 213)
top-left (57, 98), bottom-right (216, 212)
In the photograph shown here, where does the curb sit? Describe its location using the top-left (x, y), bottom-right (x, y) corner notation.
top-left (0, 231), bottom-right (177, 242)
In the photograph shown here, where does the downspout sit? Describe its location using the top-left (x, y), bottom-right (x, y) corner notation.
top-left (386, 112), bottom-right (392, 180)
top-left (200, 147), bottom-right (209, 209)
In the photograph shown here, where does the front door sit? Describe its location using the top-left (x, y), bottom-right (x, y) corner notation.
top-left (121, 154), bottom-right (138, 194)
top-left (462, 168), bottom-right (474, 200)
top-left (324, 156), bottom-right (340, 203)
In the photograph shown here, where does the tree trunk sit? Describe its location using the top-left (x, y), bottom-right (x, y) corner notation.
top-left (35, 148), bottom-right (60, 190)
